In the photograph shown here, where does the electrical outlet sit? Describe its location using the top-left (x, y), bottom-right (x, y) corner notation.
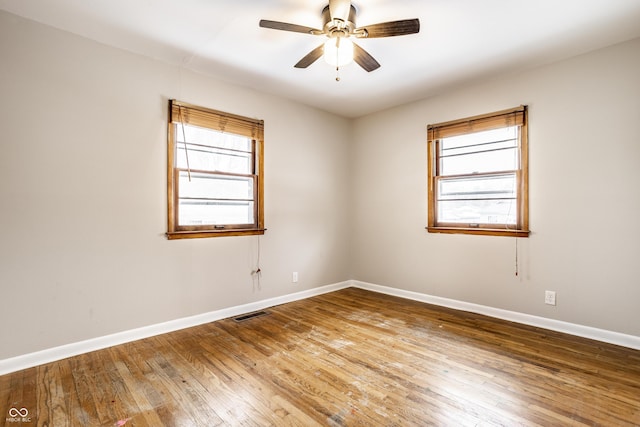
top-left (545, 290), bottom-right (556, 306)
top-left (292, 272), bottom-right (298, 283)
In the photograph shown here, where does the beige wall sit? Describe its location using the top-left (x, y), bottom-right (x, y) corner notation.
top-left (350, 37), bottom-right (640, 336)
top-left (0, 12), bottom-right (352, 359)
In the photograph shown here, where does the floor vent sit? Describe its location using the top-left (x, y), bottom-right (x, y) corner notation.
top-left (233, 311), bottom-right (269, 322)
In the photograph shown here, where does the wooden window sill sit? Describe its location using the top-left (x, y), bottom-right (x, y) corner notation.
top-left (166, 228), bottom-right (266, 240)
top-left (426, 227), bottom-right (530, 238)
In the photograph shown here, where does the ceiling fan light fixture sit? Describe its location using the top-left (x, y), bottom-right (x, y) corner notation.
top-left (323, 36), bottom-right (354, 67)
top-left (259, 0), bottom-right (419, 75)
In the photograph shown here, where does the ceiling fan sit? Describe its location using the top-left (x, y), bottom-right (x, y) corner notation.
top-left (259, 0), bottom-right (420, 75)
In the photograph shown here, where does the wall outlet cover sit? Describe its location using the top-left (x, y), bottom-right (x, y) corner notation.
top-left (545, 290), bottom-right (556, 306)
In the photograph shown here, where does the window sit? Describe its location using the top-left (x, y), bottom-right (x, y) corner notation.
top-left (427, 106), bottom-right (529, 237)
top-left (167, 100), bottom-right (265, 240)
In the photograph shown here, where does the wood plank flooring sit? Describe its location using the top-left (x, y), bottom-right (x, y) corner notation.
top-left (2, 288), bottom-right (640, 426)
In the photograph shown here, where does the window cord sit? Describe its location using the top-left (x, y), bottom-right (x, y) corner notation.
top-left (178, 106), bottom-right (192, 182)
top-left (506, 137), bottom-right (519, 277)
top-left (252, 236), bottom-right (262, 291)
top-left (515, 238), bottom-right (519, 277)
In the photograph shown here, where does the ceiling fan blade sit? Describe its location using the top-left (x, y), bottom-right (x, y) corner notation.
top-left (353, 42), bottom-right (380, 72)
top-left (356, 18), bottom-right (420, 38)
top-left (259, 20), bottom-right (320, 35)
top-left (294, 44), bottom-right (325, 68)
top-left (329, 0), bottom-right (351, 21)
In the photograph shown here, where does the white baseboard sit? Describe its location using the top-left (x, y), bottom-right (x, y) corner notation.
top-left (0, 281), bottom-right (352, 376)
top-left (352, 280), bottom-right (640, 351)
top-left (3, 279), bottom-right (638, 376)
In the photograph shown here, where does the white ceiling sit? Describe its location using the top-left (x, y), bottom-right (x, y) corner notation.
top-left (2, 0), bottom-right (640, 118)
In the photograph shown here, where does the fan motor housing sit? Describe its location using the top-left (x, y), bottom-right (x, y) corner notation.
top-left (322, 5), bottom-right (357, 36)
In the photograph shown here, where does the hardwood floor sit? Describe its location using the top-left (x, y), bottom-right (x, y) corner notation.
top-left (2, 288), bottom-right (640, 426)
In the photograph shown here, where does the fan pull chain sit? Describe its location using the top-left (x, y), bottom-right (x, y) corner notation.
top-left (335, 37), bottom-right (341, 81)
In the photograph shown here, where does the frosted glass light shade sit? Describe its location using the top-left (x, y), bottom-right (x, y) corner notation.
top-left (324, 37), bottom-right (354, 67)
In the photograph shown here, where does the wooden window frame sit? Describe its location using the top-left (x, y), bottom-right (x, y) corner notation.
top-left (166, 100), bottom-right (265, 240)
top-left (427, 106), bottom-right (529, 237)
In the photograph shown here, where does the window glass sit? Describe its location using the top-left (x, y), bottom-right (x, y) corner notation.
top-left (439, 127), bottom-right (518, 175)
top-left (176, 124), bottom-right (252, 174)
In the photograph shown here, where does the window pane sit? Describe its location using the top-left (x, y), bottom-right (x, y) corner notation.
top-left (438, 200), bottom-right (517, 225)
top-left (176, 123), bottom-right (251, 151)
top-left (438, 174), bottom-right (516, 200)
top-left (179, 172), bottom-right (253, 201)
top-left (437, 173), bottom-right (517, 225)
top-left (178, 200), bottom-right (255, 226)
top-left (176, 124), bottom-right (252, 174)
top-left (441, 127), bottom-right (517, 151)
top-left (177, 146), bottom-right (251, 174)
top-left (440, 126), bottom-right (518, 175)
